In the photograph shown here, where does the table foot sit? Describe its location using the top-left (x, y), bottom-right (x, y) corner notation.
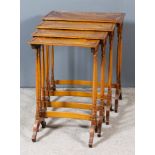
top-left (88, 125), bottom-right (95, 148)
top-left (31, 120), bottom-right (40, 142)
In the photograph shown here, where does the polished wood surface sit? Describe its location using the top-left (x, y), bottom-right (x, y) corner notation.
top-left (37, 21), bottom-right (115, 32)
top-left (43, 11), bottom-right (125, 23)
top-left (29, 37), bottom-right (100, 48)
top-left (33, 29), bottom-right (108, 40)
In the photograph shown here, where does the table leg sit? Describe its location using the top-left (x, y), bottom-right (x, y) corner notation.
top-left (40, 45), bottom-right (46, 127)
top-left (114, 23), bottom-right (123, 112)
top-left (50, 46), bottom-right (56, 91)
top-left (45, 45), bottom-right (50, 102)
top-left (89, 47), bottom-right (98, 148)
top-left (97, 39), bottom-right (106, 137)
top-left (106, 31), bottom-right (114, 125)
top-left (32, 46), bottom-right (42, 142)
top-left (117, 23), bottom-right (123, 100)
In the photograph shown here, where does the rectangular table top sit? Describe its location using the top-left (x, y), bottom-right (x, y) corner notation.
top-left (43, 11), bottom-right (125, 24)
top-left (32, 29), bottom-right (108, 40)
top-left (28, 37), bottom-right (100, 48)
top-left (37, 21), bottom-right (115, 32)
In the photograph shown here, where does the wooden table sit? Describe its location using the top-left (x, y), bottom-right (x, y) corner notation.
top-left (28, 11), bottom-right (125, 148)
top-left (29, 30), bottom-right (109, 147)
top-left (42, 11), bottom-right (125, 113)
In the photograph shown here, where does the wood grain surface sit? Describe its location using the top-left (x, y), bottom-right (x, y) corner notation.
top-left (28, 37), bottom-right (100, 48)
top-left (43, 11), bottom-right (125, 23)
top-left (33, 29), bottom-right (108, 40)
top-left (37, 21), bottom-right (115, 32)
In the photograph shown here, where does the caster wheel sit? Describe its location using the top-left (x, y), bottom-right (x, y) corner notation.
top-left (97, 133), bottom-right (101, 137)
top-left (32, 138), bottom-right (36, 142)
top-left (41, 121), bottom-right (46, 128)
top-left (89, 144), bottom-right (93, 148)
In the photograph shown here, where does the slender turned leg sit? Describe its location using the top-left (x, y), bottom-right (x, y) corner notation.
top-left (89, 47), bottom-right (98, 148)
top-left (41, 45), bottom-right (46, 128)
top-left (50, 46), bottom-right (56, 91)
top-left (114, 23), bottom-right (123, 112)
top-left (106, 32), bottom-right (114, 125)
top-left (97, 40), bottom-right (106, 137)
top-left (32, 46), bottom-right (42, 142)
top-left (45, 46), bottom-right (50, 102)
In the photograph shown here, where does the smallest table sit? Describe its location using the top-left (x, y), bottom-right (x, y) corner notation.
top-left (28, 29), bottom-right (108, 147)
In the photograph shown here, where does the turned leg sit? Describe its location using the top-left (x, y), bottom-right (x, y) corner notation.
top-left (105, 32), bottom-right (114, 125)
top-left (89, 47), bottom-right (98, 148)
top-left (31, 46), bottom-right (42, 142)
top-left (97, 40), bottom-right (106, 137)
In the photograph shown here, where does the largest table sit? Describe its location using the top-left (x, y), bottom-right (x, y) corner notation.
top-left (43, 11), bottom-right (125, 110)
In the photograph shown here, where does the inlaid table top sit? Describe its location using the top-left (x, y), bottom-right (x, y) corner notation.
top-left (32, 29), bottom-right (108, 40)
top-left (43, 11), bottom-right (125, 24)
top-left (28, 37), bottom-right (100, 48)
top-left (37, 21), bottom-right (115, 32)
